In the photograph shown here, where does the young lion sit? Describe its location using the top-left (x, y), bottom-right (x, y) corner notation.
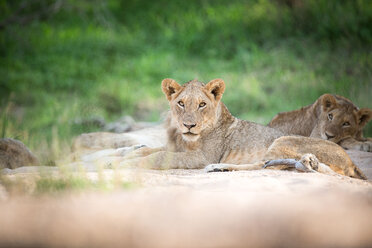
top-left (268, 94), bottom-right (372, 152)
top-left (120, 79), bottom-right (365, 179)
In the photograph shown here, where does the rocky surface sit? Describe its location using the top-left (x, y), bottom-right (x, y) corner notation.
top-left (71, 125), bottom-right (166, 155)
top-left (103, 115), bottom-right (159, 133)
top-left (72, 115), bottom-right (160, 133)
top-left (347, 150), bottom-right (372, 180)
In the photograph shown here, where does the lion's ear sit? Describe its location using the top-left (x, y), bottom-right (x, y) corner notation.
top-left (321, 94), bottom-right (337, 111)
top-left (205, 79), bottom-right (225, 102)
top-left (357, 108), bottom-right (372, 127)
top-left (162, 78), bottom-right (182, 101)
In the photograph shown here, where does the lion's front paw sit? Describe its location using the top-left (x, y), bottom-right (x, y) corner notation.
top-left (360, 141), bottom-right (372, 152)
top-left (349, 142), bottom-right (372, 152)
top-left (118, 144), bottom-right (147, 156)
top-left (204, 164), bottom-right (231, 173)
top-left (122, 145), bottom-right (154, 159)
top-left (340, 139), bottom-right (372, 152)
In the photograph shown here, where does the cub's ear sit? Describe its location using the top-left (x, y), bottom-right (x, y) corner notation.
top-left (357, 108), bottom-right (372, 127)
top-left (205, 78), bottom-right (225, 102)
top-left (321, 94), bottom-right (337, 111)
top-left (162, 78), bottom-right (182, 101)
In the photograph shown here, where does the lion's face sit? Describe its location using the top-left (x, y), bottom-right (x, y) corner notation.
top-left (313, 94), bottom-right (372, 143)
top-left (162, 78), bottom-right (225, 142)
top-left (317, 107), bottom-right (359, 143)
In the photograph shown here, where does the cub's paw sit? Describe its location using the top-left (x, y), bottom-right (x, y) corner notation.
top-left (204, 164), bottom-right (231, 173)
top-left (340, 139), bottom-right (372, 152)
top-left (298, 153), bottom-right (319, 172)
top-left (349, 142), bottom-right (372, 152)
top-left (361, 141), bottom-right (372, 152)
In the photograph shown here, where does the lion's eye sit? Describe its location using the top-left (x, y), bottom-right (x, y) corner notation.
top-left (343, 122), bottom-right (350, 127)
top-left (199, 102), bottom-right (206, 108)
top-left (328, 113), bottom-right (333, 121)
top-left (178, 101), bottom-right (184, 107)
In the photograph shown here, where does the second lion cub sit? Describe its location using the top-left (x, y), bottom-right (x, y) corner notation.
top-left (268, 94), bottom-right (372, 152)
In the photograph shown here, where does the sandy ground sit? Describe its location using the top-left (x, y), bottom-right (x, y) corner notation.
top-left (347, 150), bottom-right (372, 179)
top-left (0, 150), bottom-right (371, 247)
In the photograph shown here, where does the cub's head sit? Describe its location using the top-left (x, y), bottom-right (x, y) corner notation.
top-left (314, 94), bottom-right (372, 143)
top-left (162, 78), bottom-right (225, 142)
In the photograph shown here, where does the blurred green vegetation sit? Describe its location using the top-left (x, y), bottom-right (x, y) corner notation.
top-left (0, 169), bottom-right (133, 195)
top-left (0, 0), bottom-right (371, 164)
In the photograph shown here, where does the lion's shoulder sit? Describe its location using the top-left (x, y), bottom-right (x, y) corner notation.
top-left (268, 103), bottom-right (316, 136)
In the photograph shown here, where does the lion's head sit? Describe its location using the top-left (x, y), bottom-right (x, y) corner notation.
top-left (162, 78), bottom-right (225, 142)
top-left (311, 94), bottom-right (372, 143)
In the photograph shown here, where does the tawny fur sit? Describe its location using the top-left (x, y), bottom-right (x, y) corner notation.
top-left (268, 94), bottom-right (372, 152)
top-left (121, 79), bottom-right (366, 179)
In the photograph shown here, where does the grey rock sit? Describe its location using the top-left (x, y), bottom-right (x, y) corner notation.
top-left (103, 122), bottom-right (132, 133)
top-left (0, 138), bottom-right (39, 169)
top-left (72, 116), bottom-right (106, 128)
top-left (103, 115), bottom-right (158, 133)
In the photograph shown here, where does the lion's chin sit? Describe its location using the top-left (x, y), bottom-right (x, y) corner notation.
top-left (182, 133), bottom-right (200, 142)
top-left (321, 133), bottom-right (341, 143)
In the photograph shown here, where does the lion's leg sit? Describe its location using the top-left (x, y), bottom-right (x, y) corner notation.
top-left (119, 150), bottom-right (209, 169)
top-left (264, 154), bottom-right (338, 176)
top-left (264, 158), bottom-right (314, 172)
top-left (123, 146), bottom-right (165, 160)
top-left (264, 136), bottom-right (366, 179)
top-left (80, 145), bottom-right (146, 162)
top-left (204, 162), bottom-right (264, 172)
top-left (338, 138), bottom-right (372, 152)
top-left (205, 154), bottom-right (339, 176)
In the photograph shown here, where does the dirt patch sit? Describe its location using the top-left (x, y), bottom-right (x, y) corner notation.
top-left (347, 150), bottom-right (372, 179)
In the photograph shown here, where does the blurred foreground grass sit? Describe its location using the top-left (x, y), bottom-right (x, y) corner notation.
top-left (0, 168), bottom-right (134, 196)
top-left (0, 0), bottom-right (371, 165)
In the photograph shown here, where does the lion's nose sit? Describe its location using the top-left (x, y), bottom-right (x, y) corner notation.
top-left (183, 123), bottom-right (196, 129)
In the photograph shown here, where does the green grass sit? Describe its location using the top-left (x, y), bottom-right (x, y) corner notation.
top-left (0, 0), bottom-right (371, 164)
top-left (0, 168), bottom-right (134, 195)
top-left (35, 175), bottom-right (133, 194)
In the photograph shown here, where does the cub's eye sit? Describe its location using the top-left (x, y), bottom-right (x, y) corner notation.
top-left (328, 113), bottom-right (333, 121)
top-left (178, 101), bottom-right (184, 107)
top-left (343, 122), bottom-right (350, 127)
top-left (199, 102), bottom-right (206, 108)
